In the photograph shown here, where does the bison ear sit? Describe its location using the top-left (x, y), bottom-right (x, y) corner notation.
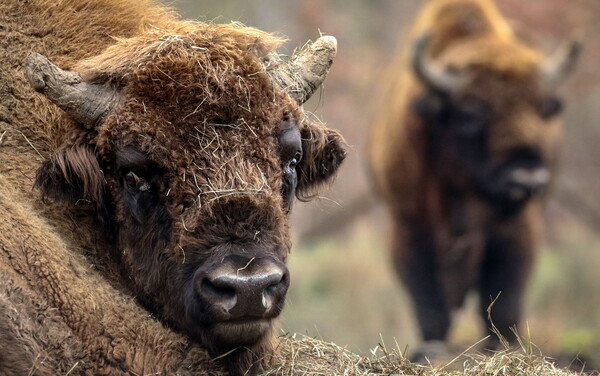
top-left (35, 143), bottom-right (105, 206)
top-left (296, 122), bottom-right (347, 201)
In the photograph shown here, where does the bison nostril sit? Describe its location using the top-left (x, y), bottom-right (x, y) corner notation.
top-left (200, 278), bottom-right (237, 312)
top-left (202, 278), bottom-right (236, 299)
top-left (262, 271), bottom-right (288, 310)
top-left (265, 271), bottom-right (287, 294)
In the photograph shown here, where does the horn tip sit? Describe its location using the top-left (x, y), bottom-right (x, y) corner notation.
top-left (311, 35), bottom-right (337, 59)
top-left (316, 35), bottom-right (337, 50)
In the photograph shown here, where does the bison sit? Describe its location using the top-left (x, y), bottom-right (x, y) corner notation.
top-left (368, 0), bottom-right (580, 358)
top-left (0, 0), bottom-right (346, 374)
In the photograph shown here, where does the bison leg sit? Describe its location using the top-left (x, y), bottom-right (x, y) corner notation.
top-left (393, 230), bottom-right (451, 342)
top-left (478, 228), bottom-right (535, 348)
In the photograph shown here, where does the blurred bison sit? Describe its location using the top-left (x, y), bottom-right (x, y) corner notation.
top-left (369, 0), bottom-right (579, 357)
top-left (0, 0), bottom-right (345, 374)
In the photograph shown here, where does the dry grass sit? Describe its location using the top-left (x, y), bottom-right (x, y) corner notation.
top-left (263, 333), bottom-right (596, 376)
top-left (264, 332), bottom-right (420, 375)
top-left (280, 207), bottom-right (600, 371)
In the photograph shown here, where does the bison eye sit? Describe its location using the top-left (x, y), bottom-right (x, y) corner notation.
top-left (279, 123), bottom-right (302, 208)
top-left (124, 171), bottom-right (140, 187)
top-left (116, 147), bottom-right (157, 193)
top-left (457, 112), bottom-right (487, 136)
top-left (289, 152), bottom-right (302, 169)
top-left (121, 171), bottom-right (150, 192)
top-left (279, 123), bottom-right (302, 170)
top-left (539, 96), bottom-right (563, 119)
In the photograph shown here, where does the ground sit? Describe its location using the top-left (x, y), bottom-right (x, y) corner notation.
top-left (282, 198), bottom-right (600, 372)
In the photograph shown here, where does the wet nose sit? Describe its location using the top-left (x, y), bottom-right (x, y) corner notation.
top-left (198, 256), bottom-right (289, 318)
top-left (507, 167), bottom-right (551, 201)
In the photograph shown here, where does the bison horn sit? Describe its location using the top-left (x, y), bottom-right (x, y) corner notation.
top-left (268, 35), bottom-right (337, 104)
top-left (541, 40), bottom-right (582, 87)
top-left (24, 53), bottom-right (120, 129)
top-left (412, 34), bottom-right (467, 94)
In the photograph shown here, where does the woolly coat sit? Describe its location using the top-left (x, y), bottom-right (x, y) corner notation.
top-left (0, 0), bottom-right (346, 374)
top-left (0, 1), bottom-right (237, 374)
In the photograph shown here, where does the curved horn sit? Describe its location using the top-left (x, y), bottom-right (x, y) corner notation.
top-left (412, 34), bottom-right (467, 94)
top-left (268, 36), bottom-right (337, 104)
top-left (24, 53), bottom-right (120, 129)
top-left (541, 40), bottom-right (582, 87)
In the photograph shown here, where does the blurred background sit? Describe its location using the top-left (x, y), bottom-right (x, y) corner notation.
top-left (174, 0), bottom-right (600, 368)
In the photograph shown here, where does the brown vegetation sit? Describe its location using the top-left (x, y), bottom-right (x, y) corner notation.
top-left (264, 333), bottom-right (590, 376)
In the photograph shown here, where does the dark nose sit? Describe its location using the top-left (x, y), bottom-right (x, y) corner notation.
top-left (197, 256), bottom-right (289, 319)
top-left (506, 167), bottom-right (551, 201)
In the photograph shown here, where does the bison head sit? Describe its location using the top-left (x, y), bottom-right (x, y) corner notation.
top-left (411, 33), bottom-right (580, 218)
top-left (25, 25), bottom-right (346, 374)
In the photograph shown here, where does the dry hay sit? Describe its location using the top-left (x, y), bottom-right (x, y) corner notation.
top-left (262, 333), bottom-right (596, 376)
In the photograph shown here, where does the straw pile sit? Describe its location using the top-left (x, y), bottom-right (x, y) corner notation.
top-left (261, 333), bottom-right (595, 376)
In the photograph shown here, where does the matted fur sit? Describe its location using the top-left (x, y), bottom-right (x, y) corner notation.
top-left (368, 0), bottom-right (568, 354)
top-left (0, 180), bottom-right (225, 375)
top-left (0, 0), bottom-right (346, 374)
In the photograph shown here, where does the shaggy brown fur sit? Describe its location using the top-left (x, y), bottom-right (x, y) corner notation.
top-left (369, 0), bottom-right (574, 359)
top-left (0, 181), bottom-right (224, 375)
top-left (0, 0), bottom-right (346, 375)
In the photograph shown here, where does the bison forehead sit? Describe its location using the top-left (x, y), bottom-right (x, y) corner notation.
top-left (96, 95), bottom-right (296, 206)
top-left (81, 23), bottom-right (302, 148)
top-left (127, 36), bottom-right (277, 105)
top-left (77, 24), bottom-right (286, 87)
top-left (91, 27), bottom-right (305, 208)
top-left (438, 37), bottom-right (542, 78)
